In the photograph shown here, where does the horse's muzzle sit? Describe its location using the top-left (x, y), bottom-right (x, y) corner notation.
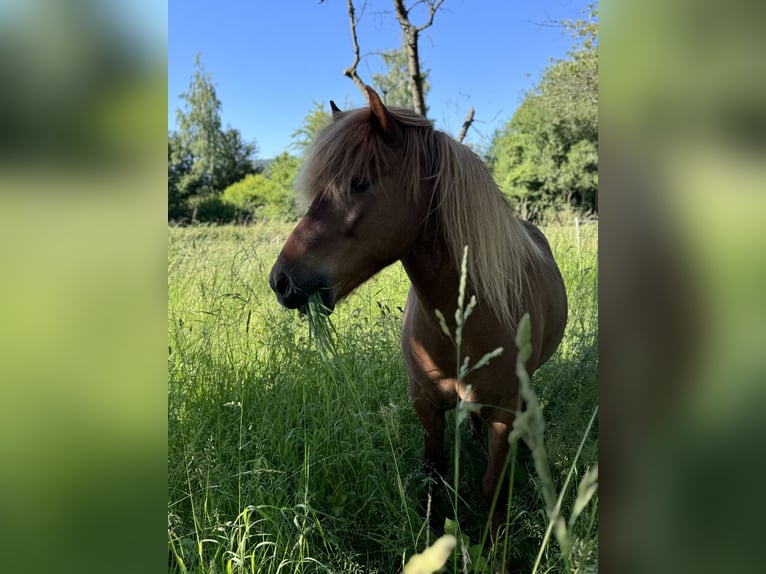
top-left (268, 266), bottom-right (335, 314)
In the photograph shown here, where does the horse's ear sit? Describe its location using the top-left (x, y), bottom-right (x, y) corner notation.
top-left (330, 100), bottom-right (343, 120)
top-left (365, 85), bottom-right (401, 143)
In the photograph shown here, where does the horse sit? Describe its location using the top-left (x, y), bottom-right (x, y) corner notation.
top-left (269, 86), bottom-right (568, 535)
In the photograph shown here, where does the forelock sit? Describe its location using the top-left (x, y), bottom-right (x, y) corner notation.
top-left (297, 109), bottom-right (393, 202)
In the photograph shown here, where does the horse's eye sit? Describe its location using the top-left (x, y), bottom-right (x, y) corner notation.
top-left (350, 178), bottom-right (370, 195)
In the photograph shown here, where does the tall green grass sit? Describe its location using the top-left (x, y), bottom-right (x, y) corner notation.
top-left (168, 220), bottom-right (597, 573)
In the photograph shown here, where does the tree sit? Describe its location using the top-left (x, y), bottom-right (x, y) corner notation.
top-left (290, 101), bottom-right (333, 153)
top-left (371, 40), bottom-right (430, 110)
top-left (392, 0), bottom-right (442, 116)
top-left (168, 54), bottom-right (258, 221)
top-left (489, 6), bottom-right (598, 219)
top-left (336, 0), bottom-right (475, 139)
top-left (168, 132), bottom-right (194, 221)
top-left (267, 152), bottom-right (301, 194)
top-left (341, 0), bottom-right (440, 115)
top-left (173, 55), bottom-right (224, 197)
top-left (215, 128), bottom-right (259, 190)
top-left (340, 0), bottom-right (460, 116)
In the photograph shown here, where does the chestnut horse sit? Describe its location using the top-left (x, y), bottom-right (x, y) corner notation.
top-left (269, 86), bottom-right (567, 533)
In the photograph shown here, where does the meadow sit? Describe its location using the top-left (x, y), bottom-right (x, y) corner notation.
top-left (168, 219), bottom-right (598, 573)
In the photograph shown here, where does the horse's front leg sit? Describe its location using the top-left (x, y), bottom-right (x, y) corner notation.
top-left (411, 390), bottom-right (447, 530)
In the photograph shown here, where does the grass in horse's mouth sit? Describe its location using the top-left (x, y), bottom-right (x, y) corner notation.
top-left (305, 291), bottom-right (335, 352)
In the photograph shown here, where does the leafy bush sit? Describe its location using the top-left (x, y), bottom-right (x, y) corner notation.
top-left (221, 174), bottom-right (292, 222)
top-left (187, 194), bottom-right (237, 223)
top-left (220, 152), bottom-right (301, 222)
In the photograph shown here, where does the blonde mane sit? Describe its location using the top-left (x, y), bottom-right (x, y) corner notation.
top-left (299, 105), bottom-right (546, 328)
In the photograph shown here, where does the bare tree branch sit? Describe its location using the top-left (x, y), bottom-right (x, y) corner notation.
top-left (335, 0), bottom-right (475, 145)
top-left (456, 105), bottom-right (474, 144)
top-left (342, 0), bottom-right (370, 100)
top-left (414, 0), bottom-right (445, 32)
top-left (392, 0), bottom-right (443, 115)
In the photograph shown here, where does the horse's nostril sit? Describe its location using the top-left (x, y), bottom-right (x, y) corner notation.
top-left (274, 272), bottom-right (291, 296)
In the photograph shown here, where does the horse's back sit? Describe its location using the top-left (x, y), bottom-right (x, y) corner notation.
top-left (519, 219), bottom-right (568, 370)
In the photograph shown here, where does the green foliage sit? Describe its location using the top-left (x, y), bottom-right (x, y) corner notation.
top-left (371, 39), bottom-right (431, 111)
top-left (267, 151), bottom-right (301, 191)
top-left (216, 127), bottom-right (260, 191)
top-left (489, 6), bottom-right (598, 220)
top-left (220, 152), bottom-right (301, 222)
top-left (168, 54), bottom-right (258, 222)
top-left (168, 134), bottom-right (193, 221)
top-left (220, 173), bottom-right (276, 221)
top-left (187, 193), bottom-right (237, 224)
top-left (291, 101), bottom-right (332, 154)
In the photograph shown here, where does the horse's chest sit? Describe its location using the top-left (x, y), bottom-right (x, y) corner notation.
top-left (402, 325), bottom-right (502, 408)
top-left (402, 305), bottom-right (518, 414)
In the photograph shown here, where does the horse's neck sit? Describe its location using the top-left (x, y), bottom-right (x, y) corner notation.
top-left (401, 232), bottom-right (462, 316)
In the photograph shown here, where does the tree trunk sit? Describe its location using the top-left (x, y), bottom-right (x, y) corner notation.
top-left (393, 0), bottom-right (444, 116)
top-left (404, 29), bottom-right (427, 116)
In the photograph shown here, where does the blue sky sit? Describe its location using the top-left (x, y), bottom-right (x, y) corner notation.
top-left (169, 0), bottom-right (590, 158)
